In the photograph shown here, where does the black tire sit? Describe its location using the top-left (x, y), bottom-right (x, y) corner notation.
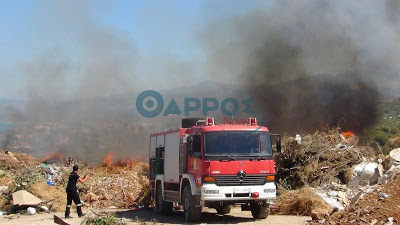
top-left (156, 186), bottom-right (173, 215)
top-left (181, 117), bottom-right (205, 128)
top-left (183, 185), bottom-right (202, 222)
top-left (250, 201), bottom-right (269, 219)
top-left (216, 205), bottom-right (231, 215)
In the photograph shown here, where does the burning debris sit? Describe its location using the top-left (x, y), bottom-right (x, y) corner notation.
top-left (102, 152), bottom-right (143, 167)
top-left (41, 152), bottom-right (64, 164)
top-left (102, 152), bottom-right (115, 167)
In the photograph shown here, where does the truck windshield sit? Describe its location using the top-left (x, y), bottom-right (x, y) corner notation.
top-left (204, 131), bottom-right (272, 157)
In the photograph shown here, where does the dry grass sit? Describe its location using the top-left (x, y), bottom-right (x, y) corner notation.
top-left (273, 187), bottom-right (332, 216)
top-left (30, 181), bottom-right (67, 212)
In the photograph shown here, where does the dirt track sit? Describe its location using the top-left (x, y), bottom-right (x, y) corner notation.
top-left (0, 207), bottom-right (310, 225)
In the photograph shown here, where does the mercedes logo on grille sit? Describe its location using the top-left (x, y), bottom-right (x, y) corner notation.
top-left (237, 170), bottom-right (246, 182)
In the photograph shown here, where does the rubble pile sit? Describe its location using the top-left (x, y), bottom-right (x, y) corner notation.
top-left (275, 128), bottom-right (375, 189)
top-left (0, 151), bottom-right (40, 170)
top-left (273, 128), bottom-right (385, 217)
top-left (79, 163), bottom-right (150, 209)
top-left (274, 129), bottom-right (400, 222)
top-left (319, 176), bottom-right (400, 224)
top-left (0, 150), bottom-right (150, 214)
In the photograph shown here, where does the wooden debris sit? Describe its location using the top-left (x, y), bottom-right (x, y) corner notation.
top-left (53, 215), bottom-right (70, 225)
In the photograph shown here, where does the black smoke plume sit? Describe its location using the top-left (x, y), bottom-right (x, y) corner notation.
top-left (202, 0), bottom-right (400, 133)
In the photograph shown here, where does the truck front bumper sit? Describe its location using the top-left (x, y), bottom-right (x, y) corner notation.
top-left (200, 182), bottom-right (276, 202)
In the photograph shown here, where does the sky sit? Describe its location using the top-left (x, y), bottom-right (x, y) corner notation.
top-left (0, 0), bottom-right (264, 99)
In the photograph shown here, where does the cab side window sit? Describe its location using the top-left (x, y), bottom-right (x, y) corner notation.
top-left (192, 134), bottom-right (202, 158)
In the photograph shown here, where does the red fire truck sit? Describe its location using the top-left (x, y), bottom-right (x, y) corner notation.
top-left (149, 117), bottom-right (281, 222)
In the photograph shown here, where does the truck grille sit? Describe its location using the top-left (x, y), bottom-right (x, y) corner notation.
top-left (214, 175), bottom-right (266, 186)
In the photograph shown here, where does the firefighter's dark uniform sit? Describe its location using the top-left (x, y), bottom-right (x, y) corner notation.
top-left (65, 171), bottom-right (83, 217)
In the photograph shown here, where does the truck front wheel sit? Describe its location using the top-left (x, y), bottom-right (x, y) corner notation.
top-left (250, 201), bottom-right (269, 219)
top-left (183, 185), bottom-right (202, 222)
top-left (156, 186), bottom-right (173, 215)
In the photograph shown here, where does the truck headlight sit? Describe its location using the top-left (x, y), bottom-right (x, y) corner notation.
top-left (264, 188), bottom-right (275, 193)
top-left (204, 190), bottom-right (219, 194)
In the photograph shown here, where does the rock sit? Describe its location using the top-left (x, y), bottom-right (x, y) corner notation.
top-left (109, 206), bottom-right (117, 209)
top-left (26, 207), bottom-right (36, 215)
top-left (311, 209), bottom-right (328, 220)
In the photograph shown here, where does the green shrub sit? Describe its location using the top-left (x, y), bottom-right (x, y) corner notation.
top-left (381, 126), bottom-right (390, 133)
top-left (375, 131), bottom-right (389, 146)
top-left (391, 127), bottom-right (400, 135)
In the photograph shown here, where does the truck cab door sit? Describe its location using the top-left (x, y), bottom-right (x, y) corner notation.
top-left (187, 134), bottom-right (203, 176)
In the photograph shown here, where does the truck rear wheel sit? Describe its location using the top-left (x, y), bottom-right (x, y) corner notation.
top-left (156, 186), bottom-right (173, 215)
top-left (250, 201), bottom-right (269, 219)
top-left (183, 185), bottom-right (202, 222)
top-left (216, 205), bottom-right (231, 214)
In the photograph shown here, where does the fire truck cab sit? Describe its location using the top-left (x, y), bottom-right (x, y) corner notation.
top-left (149, 117), bottom-right (281, 222)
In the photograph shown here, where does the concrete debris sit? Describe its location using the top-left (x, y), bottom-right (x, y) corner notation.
top-left (26, 207), bottom-right (36, 215)
top-left (314, 190), bottom-right (344, 211)
top-left (12, 190), bottom-right (42, 206)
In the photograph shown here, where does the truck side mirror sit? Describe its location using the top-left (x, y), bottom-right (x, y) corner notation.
top-left (276, 139), bottom-right (281, 153)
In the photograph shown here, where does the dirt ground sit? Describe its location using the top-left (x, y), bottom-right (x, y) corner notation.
top-left (0, 207), bottom-right (310, 225)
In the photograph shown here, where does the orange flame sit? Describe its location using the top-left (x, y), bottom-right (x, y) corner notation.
top-left (342, 131), bottom-right (355, 139)
top-left (115, 156), bottom-right (138, 167)
top-left (103, 152), bottom-right (144, 167)
top-left (41, 152), bottom-right (63, 162)
top-left (103, 152), bottom-right (114, 166)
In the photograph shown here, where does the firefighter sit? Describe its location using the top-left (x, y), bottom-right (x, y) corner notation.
top-left (65, 165), bottom-right (89, 219)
